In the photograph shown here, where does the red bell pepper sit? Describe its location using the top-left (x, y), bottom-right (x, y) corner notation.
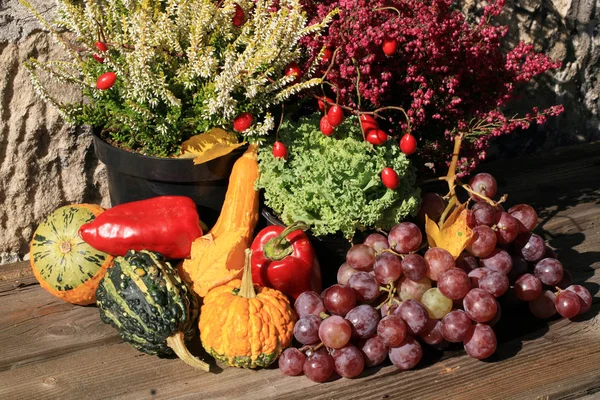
top-left (250, 221), bottom-right (322, 301)
top-left (79, 196), bottom-right (203, 259)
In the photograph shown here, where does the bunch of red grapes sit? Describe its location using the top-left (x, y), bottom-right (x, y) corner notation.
top-left (278, 172), bottom-right (592, 383)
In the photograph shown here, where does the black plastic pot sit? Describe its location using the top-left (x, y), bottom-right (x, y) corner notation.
top-left (92, 132), bottom-right (245, 228)
top-left (260, 208), bottom-right (365, 289)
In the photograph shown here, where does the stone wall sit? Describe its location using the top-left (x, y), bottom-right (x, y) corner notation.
top-left (0, 0), bottom-right (109, 264)
top-left (0, 0), bottom-right (598, 264)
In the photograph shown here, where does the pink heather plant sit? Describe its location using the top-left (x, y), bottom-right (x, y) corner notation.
top-left (300, 0), bottom-right (564, 174)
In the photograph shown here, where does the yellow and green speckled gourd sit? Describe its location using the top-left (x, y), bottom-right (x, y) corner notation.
top-left (199, 249), bottom-right (296, 368)
top-left (29, 204), bottom-right (114, 305)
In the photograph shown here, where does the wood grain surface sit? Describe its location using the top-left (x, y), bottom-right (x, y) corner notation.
top-left (1, 143), bottom-right (599, 400)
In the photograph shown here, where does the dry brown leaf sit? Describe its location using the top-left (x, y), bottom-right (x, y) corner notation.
top-left (180, 128), bottom-right (246, 164)
top-left (425, 203), bottom-right (473, 259)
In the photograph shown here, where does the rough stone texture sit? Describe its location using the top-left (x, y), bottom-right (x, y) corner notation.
top-left (0, 0), bottom-right (109, 264)
top-left (0, 0), bottom-right (598, 263)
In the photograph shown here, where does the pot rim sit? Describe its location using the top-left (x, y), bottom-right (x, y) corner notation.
top-left (91, 130), bottom-right (247, 182)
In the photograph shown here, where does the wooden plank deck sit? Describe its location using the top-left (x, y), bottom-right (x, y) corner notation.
top-left (1, 143), bottom-right (599, 399)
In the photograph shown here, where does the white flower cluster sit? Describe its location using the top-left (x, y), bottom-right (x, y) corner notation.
top-left (23, 0), bottom-right (337, 145)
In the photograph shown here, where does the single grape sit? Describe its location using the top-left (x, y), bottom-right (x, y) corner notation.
top-left (373, 252), bottom-right (403, 285)
top-left (388, 336), bottom-right (423, 370)
top-left (514, 232), bottom-right (546, 263)
top-left (478, 270), bottom-right (509, 298)
top-left (399, 276), bottom-right (432, 302)
top-left (323, 284), bottom-right (357, 316)
top-left (364, 233), bottom-right (390, 253)
top-left (479, 248), bottom-right (513, 275)
top-left (359, 336), bottom-right (388, 367)
top-left (388, 222), bottom-right (422, 253)
top-left (528, 290), bottom-right (557, 319)
top-left (331, 345), bottom-right (365, 378)
top-left (319, 315), bottom-right (353, 349)
top-left (566, 285), bottom-right (592, 315)
top-left (456, 253), bottom-right (479, 273)
top-left (349, 272), bottom-right (380, 302)
top-left (337, 263), bottom-right (358, 285)
top-left (469, 173), bottom-right (497, 202)
top-left (467, 225), bottom-right (497, 258)
top-left (557, 269), bottom-right (573, 289)
top-left (346, 244), bottom-right (376, 271)
top-left (555, 290), bottom-right (581, 318)
top-left (377, 315), bottom-right (408, 347)
top-left (471, 202), bottom-right (497, 226)
top-left (508, 204), bottom-right (538, 232)
top-left (421, 288), bottom-right (453, 319)
top-left (295, 291), bottom-right (326, 317)
top-left (437, 268), bottom-right (471, 300)
top-left (468, 268), bottom-right (490, 289)
top-left (425, 247), bottom-right (455, 281)
top-left (534, 258), bottom-right (564, 286)
top-left (417, 192), bottom-right (446, 224)
top-left (420, 318), bottom-right (444, 345)
top-left (380, 296), bottom-right (402, 317)
top-left (394, 299), bottom-right (430, 335)
top-left (294, 314), bottom-right (322, 345)
top-left (401, 253), bottom-right (428, 281)
top-left (303, 349), bottom-right (335, 383)
top-left (463, 288), bottom-right (498, 323)
top-left (441, 310), bottom-right (473, 342)
top-left (493, 212), bottom-right (519, 244)
top-left (279, 347), bottom-right (306, 376)
top-left (345, 304), bottom-right (380, 339)
top-left (463, 323), bottom-right (497, 360)
top-left (514, 273), bottom-right (543, 301)
top-left (507, 255), bottom-right (529, 284)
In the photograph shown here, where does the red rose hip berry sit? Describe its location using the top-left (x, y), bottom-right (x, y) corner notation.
top-left (320, 115), bottom-right (334, 136)
top-left (327, 105), bottom-right (344, 127)
top-left (382, 38), bottom-right (398, 56)
top-left (93, 41), bottom-right (108, 63)
top-left (272, 141), bottom-right (288, 159)
top-left (381, 167), bottom-right (399, 189)
top-left (233, 112), bottom-right (253, 132)
top-left (318, 96), bottom-right (334, 112)
top-left (360, 114), bottom-right (379, 133)
top-left (285, 62), bottom-right (302, 81)
top-left (400, 133), bottom-right (417, 155)
top-left (96, 72), bottom-right (117, 90)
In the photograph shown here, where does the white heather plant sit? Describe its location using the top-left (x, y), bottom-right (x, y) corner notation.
top-left (22, 0), bottom-right (336, 156)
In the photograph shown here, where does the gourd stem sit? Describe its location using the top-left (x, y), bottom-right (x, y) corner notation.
top-left (166, 332), bottom-right (210, 372)
top-left (239, 249), bottom-right (256, 299)
top-left (264, 221), bottom-right (309, 261)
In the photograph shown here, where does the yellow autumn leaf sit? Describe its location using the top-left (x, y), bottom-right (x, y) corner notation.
top-left (425, 203), bottom-right (473, 259)
top-left (180, 128), bottom-right (246, 165)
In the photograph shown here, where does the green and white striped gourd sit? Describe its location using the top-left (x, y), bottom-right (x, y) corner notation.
top-left (96, 250), bottom-right (209, 371)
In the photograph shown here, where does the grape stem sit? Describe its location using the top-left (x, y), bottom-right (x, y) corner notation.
top-left (458, 182), bottom-right (508, 207)
top-left (375, 283), bottom-right (398, 311)
top-left (299, 342), bottom-right (325, 353)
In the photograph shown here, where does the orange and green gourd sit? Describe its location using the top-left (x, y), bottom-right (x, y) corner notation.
top-left (199, 249), bottom-right (296, 368)
top-left (29, 204), bottom-right (114, 305)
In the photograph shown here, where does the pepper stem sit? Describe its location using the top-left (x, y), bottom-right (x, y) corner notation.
top-left (166, 332), bottom-right (210, 372)
top-left (263, 221), bottom-right (309, 261)
top-left (239, 249), bottom-right (256, 299)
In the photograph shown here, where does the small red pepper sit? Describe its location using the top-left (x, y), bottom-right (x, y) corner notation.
top-left (250, 221), bottom-right (322, 301)
top-left (79, 196), bottom-right (203, 259)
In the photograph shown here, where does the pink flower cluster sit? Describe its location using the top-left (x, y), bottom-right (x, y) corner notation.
top-left (300, 0), bottom-right (563, 173)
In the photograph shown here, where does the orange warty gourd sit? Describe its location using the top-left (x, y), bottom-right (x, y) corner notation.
top-left (199, 249), bottom-right (296, 368)
top-left (179, 145), bottom-right (260, 297)
top-left (29, 204), bottom-right (113, 305)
